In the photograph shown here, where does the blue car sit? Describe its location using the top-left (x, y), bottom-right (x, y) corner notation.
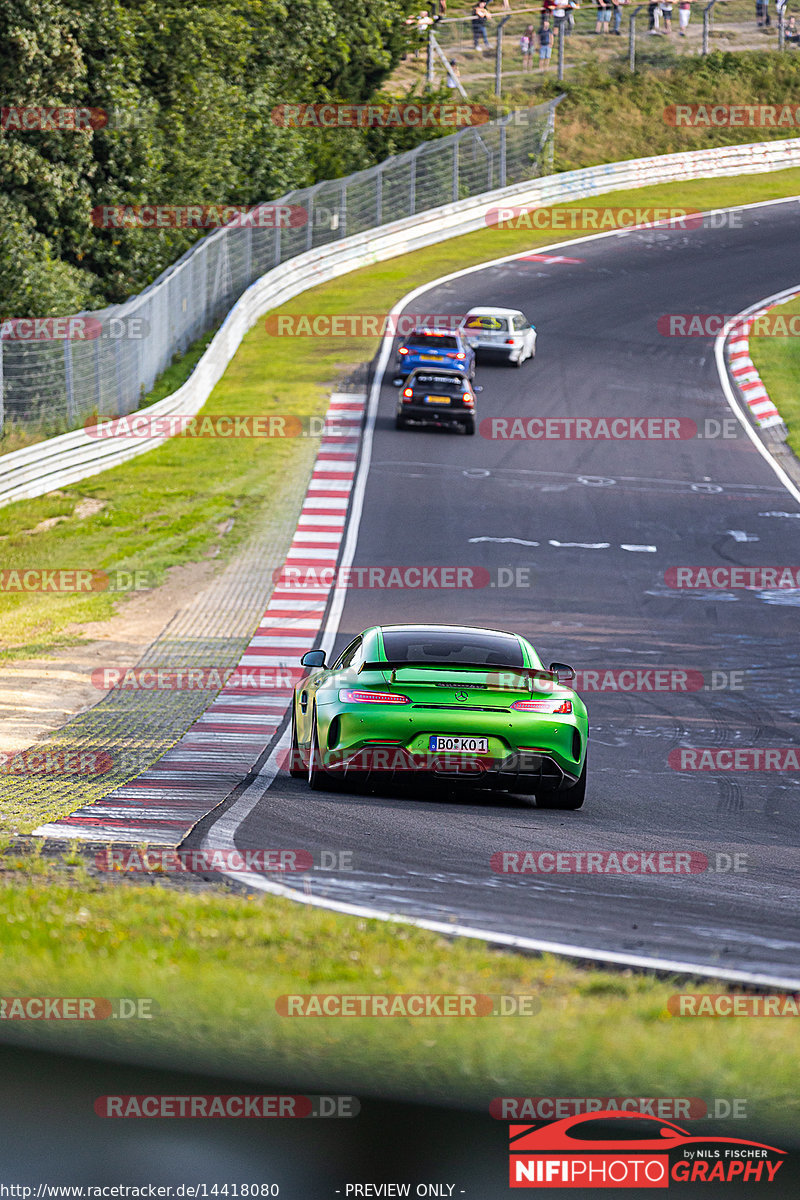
top-left (394, 328), bottom-right (476, 381)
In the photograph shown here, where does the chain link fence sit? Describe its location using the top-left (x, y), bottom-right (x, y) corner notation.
top-left (0, 101), bottom-right (558, 436)
top-left (427, 1), bottom-right (798, 89)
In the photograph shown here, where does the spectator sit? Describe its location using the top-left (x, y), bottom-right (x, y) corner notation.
top-left (471, 1), bottom-right (493, 48)
top-left (538, 17), bottom-right (553, 67)
top-left (786, 12), bottom-right (799, 37)
top-left (756, 0), bottom-right (771, 23)
top-left (595, 0), bottom-right (612, 32)
top-left (659, 0), bottom-right (673, 31)
top-left (648, 0), bottom-right (661, 30)
top-left (678, 0), bottom-right (691, 33)
top-left (445, 57), bottom-right (461, 87)
top-left (566, 0), bottom-right (580, 34)
top-left (611, 0), bottom-right (626, 34)
top-left (520, 23), bottom-right (535, 69)
top-left (552, 0), bottom-right (570, 38)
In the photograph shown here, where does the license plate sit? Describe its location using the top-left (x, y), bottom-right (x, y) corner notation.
top-left (419, 354), bottom-right (441, 361)
top-left (425, 394), bottom-right (451, 404)
top-left (429, 735), bottom-right (488, 753)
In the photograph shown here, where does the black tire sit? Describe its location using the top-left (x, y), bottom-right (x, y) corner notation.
top-left (307, 710), bottom-right (326, 790)
top-left (537, 756), bottom-right (586, 810)
top-left (462, 416), bottom-right (476, 435)
top-left (289, 704), bottom-right (305, 779)
top-left (514, 353), bottom-right (524, 367)
top-left (395, 413), bottom-right (407, 431)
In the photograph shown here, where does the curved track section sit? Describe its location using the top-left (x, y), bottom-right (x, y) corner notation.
top-left (195, 201), bottom-right (800, 984)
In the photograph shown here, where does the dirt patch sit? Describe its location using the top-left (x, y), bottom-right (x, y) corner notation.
top-left (0, 559), bottom-right (217, 754)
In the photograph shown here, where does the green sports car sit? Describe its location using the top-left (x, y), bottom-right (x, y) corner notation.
top-left (289, 623), bottom-right (588, 808)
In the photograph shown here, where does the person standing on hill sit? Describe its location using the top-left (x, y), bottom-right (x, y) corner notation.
top-left (472, 1), bottom-right (493, 47)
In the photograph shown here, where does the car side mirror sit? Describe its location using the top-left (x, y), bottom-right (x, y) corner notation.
top-left (392, 377), bottom-right (404, 387)
top-left (549, 661), bottom-right (575, 683)
top-left (300, 650), bottom-right (327, 668)
top-left (473, 385), bottom-right (483, 393)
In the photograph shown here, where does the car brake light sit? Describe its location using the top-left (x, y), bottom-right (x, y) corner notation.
top-left (402, 387), bottom-right (413, 399)
top-left (339, 689), bottom-right (410, 704)
top-left (455, 351), bottom-right (466, 359)
top-left (462, 393), bottom-right (474, 406)
top-left (505, 338), bottom-right (515, 345)
top-left (511, 698), bottom-right (573, 714)
top-left (398, 347), bottom-right (409, 355)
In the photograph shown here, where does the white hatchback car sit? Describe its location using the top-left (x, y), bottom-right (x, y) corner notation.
top-left (461, 307), bottom-right (536, 367)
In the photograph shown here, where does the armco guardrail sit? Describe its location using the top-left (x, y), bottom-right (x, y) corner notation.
top-left (0, 103), bottom-right (557, 435)
top-left (2, 137), bottom-right (799, 509)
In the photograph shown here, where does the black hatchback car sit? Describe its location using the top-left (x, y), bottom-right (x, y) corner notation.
top-left (395, 368), bottom-right (477, 435)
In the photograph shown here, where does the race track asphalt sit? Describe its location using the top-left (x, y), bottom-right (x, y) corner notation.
top-left (194, 199), bottom-right (800, 983)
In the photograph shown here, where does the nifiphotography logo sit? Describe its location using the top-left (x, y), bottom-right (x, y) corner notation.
top-left (508, 1111), bottom-right (786, 1188)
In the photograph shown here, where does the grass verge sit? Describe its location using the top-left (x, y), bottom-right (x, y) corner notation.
top-left (2, 167), bottom-right (800, 664)
top-left (0, 846), bottom-right (797, 1136)
top-left (748, 292), bottom-right (800, 458)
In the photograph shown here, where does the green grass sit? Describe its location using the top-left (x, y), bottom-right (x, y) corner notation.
top-left (0, 847), bottom-right (797, 1133)
top-left (2, 167), bottom-right (800, 664)
top-left (748, 292), bottom-right (800, 457)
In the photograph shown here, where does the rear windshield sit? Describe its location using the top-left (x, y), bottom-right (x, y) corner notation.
top-left (410, 373), bottom-right (465, 392)
top-left (464, 315), bottom-right (510, 332)
top-left (382, 629), bottom-right (524, 667)
top-left (406, 333), bottom-right (459, 349)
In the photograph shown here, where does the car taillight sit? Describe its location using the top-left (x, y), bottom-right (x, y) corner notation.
top-left (505, 338), bottom-right (515, 345)
top-left (511, 698), bottom-right (573, 714)
top-left (398, 347), bottom-right (409, 355)
top-left (462, 393), bottom-right (474, 406)
top-left (402, 387), bottom-right (413, 401)
top-left (339, 689), bottom-right (410, 704)
top-left (455, 351), bottom-right (466, 359)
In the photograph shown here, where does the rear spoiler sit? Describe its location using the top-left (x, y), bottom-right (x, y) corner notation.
top-left (358, 660), bottom-right (557, 689)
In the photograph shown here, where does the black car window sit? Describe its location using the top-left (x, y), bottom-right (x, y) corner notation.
top-left (333, 637), bottom-right (362, 670)
top-left (382, 630), bottom-right (524, 666)
top-left (411, 374), bottom-right (465, 393)
top-left (406, 333), bottom-right (459, 349)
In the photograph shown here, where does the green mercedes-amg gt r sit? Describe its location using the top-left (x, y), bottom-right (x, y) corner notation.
top-left (289, 623), bottom-right (588, 808)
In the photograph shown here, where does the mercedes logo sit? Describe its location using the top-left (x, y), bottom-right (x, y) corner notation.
top-left (454, 691), bottom-right (469, 702)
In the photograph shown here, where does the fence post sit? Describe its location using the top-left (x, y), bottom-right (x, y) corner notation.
top-left (0, 339), bottom-right (4, 437)
top-left (427, 30), bottom-right (435, 86)
top-left (557, 18), bottom-right (566, 80)
top-left (499, 122), bottom-right (507, 187)
top-left (453, 138), bottom-right (459, 200)
top-left (495, 14), bottom-right (513, 95)
top-left (629, 4), bottom-right (644, 71)
top-left (778, 9), bottom-right (785, 48)
top-left (376, 166), bottom-right (383, 226)
top-left (64, 340), bottom-right (75, 425)
top-left (702, 0), bottom-right (716, 54)
top-left (410, 156), bottom-right (416, 215)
